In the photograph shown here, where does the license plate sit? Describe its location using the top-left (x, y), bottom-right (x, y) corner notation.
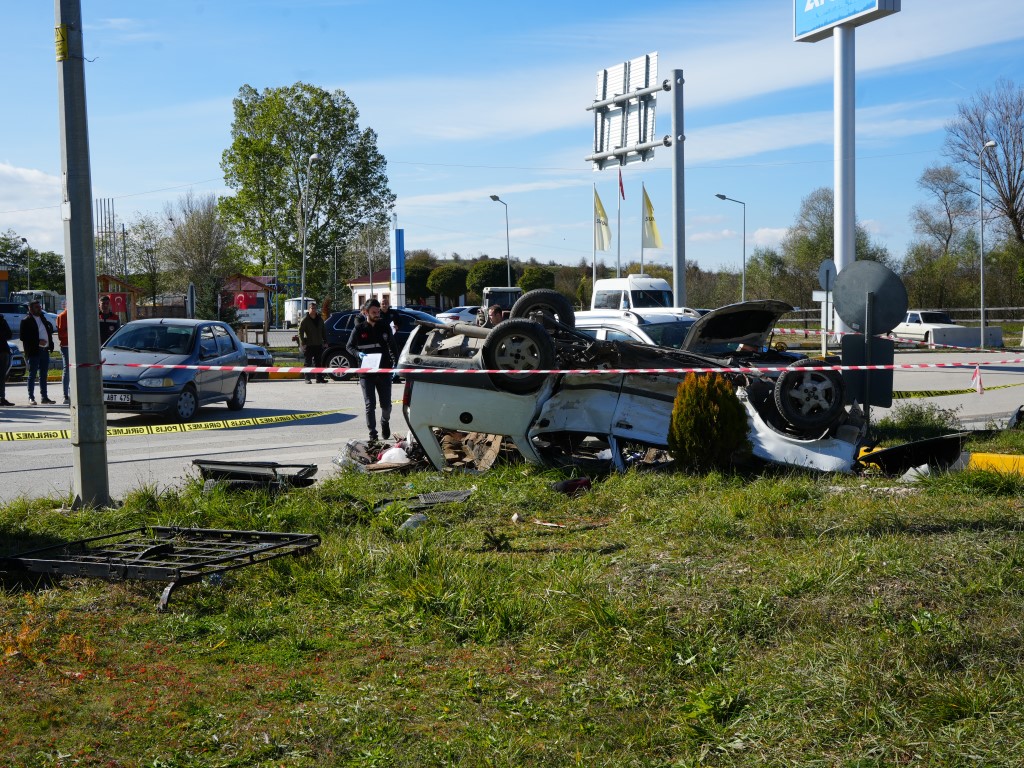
top-left (104, 393), bottom-right (132, 404)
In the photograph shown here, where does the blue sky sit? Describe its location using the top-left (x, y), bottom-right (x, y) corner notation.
top-left (3, 0), bottom-right (1023, 279)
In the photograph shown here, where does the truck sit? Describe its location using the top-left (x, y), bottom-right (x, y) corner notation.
top-left (9, 289), bottom-right (63, 314)
top-left (284, 297), bottom-right (316, 328)
top-left (482, 286), bottom-right (523, 310)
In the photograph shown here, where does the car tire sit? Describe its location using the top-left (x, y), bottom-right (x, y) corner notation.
top-left (174, 385), bottom-right (200, 422)
top-left (481, 318), bottom-right (556, 394)
top-left (772, 358), bottom-right (845, 432)
top-left (325, 351), bottom-right (357, 382)
top-left (226, 374), bottom-right (247, 411)
top-left (510, 289), bottom-right (575, 329)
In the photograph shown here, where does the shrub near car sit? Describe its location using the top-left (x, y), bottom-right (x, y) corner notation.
top-left (101, 319), bottom-right (248, 421)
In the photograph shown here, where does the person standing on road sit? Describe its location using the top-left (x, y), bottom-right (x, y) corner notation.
top-left (0, 314), bottom-right (13, 406)
top-left (56, 303), bottom-right (70, 404)
top-left (20, 300), bottom-right (55, 405)
top-left (298, 301), bottom-right (327, 384)
top-left (346, 298), bottom-right (399, 443)
top-left (98, 295), bottom-right (120, 344)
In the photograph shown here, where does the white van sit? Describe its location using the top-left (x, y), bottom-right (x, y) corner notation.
top-left (284, 297), bottom-right (316, 328)
top-left (591, 274), bottom-right (674, 311)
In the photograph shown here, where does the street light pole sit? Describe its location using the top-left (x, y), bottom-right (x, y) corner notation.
top-left (299, 152), bottom-right (320, 306)
top-left (20, 237), bottom-right (30, 290)
top-left (979, 140), bottom-right (997, 347)
top-left (489, 195), bottom-right (511, 287)
top-left (715, 194), bottom-right (746, 302)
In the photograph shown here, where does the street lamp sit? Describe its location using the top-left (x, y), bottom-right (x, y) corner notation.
top-left (299, 152), bottom-right (320, 305)
top-left (979, 140), bottom-right (997, 347)
top-left (489, 195), bottom-right (512, 287)
top-left (715, 194), bottom-right (746, 302)
top-left (20, 237), bottom-right (30, 290)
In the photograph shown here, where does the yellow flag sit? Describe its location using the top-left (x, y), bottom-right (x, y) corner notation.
top-left (642, 185), bottom-right (663, 248)
top-left (594, 188), bottom-right (611, 251)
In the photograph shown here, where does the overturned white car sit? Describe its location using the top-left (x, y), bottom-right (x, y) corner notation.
top-left (398, 290), bottom-right (864, 473)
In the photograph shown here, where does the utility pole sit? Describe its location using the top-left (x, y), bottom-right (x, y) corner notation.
top-left (56, 0), bottom-right (110, 508)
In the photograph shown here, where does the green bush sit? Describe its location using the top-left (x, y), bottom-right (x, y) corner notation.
top-left (667, 373), bottom-right (750, 472)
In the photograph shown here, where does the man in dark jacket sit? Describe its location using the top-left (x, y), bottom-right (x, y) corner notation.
top-left (346, 298), bottom-right (399, 442)
top-left (0, 315), bottom-right (13, 406)
top-left (20, 300), bottom-right (55, 405)
top-left (297, 301), bottom-right (327, 383)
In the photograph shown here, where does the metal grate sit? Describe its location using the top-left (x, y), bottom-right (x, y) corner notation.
top-left (3, 526), bottom-right (321, 611)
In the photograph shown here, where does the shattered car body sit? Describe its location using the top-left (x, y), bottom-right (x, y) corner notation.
top-left (399, 292), bottom-right (864, 473)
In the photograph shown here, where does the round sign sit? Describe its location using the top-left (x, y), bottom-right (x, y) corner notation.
top-left (818, 259), bottom-right (837, 291)
top-left (832, 260), bottom-right (908, 334)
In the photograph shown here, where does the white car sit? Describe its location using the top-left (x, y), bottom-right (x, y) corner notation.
top-left (574, 309), bottom-right (697, 349)
top-left (436, 306), bottom-right (481, 324)
top-left (398, 291), bottom-right (861, 474)
top-left (889, 310), bottom-right (963, 344)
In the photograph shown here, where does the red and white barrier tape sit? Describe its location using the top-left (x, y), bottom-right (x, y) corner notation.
top-left (69, 359), bottom-right (1024, 376)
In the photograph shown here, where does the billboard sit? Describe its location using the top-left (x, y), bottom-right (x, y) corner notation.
top-left (794, 0), bottom-right (900, 43)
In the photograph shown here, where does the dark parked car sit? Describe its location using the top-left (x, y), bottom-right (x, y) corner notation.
top-left (402, 304), bottom-right (440, 316)
top-left (101, 318), bottom-right (248, 421)
top-left (6, 340), bottom-right (26, 380)
top-left (321, 307), bottom-right (440, 380)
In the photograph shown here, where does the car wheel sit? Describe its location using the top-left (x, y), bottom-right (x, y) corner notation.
top-left (325, 351), bottom-right (357, 382)
top-left (510, 289), bottom-right (575, 329)
top-left (174, 385), bottom-right (200, 422)
top-left (772, 358), bottom-right (845, 432)
top-left (226, 374), bottom-right (247, 411)
top-left (481, 318), bottom-right (556, 394)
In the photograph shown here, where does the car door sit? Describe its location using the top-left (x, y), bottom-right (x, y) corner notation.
top-left (196, 324), bottom-right (223, 401)
top-left (213, 324), bottom-right (240, 395)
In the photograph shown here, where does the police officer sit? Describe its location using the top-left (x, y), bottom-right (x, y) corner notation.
top-left (346, 298), bottom-right (399, 443)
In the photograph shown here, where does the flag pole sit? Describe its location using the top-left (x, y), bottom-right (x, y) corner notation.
top-left (592, 183), bottom-right (597, 293)
top-left (640, 182), bottom-right (646, 272)
top-left (616, 169), bottom-right (622, 277)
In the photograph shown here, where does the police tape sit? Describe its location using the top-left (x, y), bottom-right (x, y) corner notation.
top-left (70, 358), bottom-right (1024, 375)
top-left (0, 409), bottom-right (341, 442)
top-left (892, 382), bottom-right (1024, 400)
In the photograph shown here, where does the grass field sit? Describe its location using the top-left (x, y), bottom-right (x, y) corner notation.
top-left (2, 418), bottom-right (1024, 766)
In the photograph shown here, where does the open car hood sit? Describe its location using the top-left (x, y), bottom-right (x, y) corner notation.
top-left (681, 300), bottom-right (793, 355)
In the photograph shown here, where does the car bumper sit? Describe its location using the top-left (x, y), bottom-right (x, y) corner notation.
top-left (101, 387), bottom-right (181, 414)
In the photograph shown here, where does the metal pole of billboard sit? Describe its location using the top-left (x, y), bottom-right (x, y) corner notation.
top-left (833, 24), bottom-right (856, 336)
top-left (670, 69), bottom-right (686, 307)
top-left (56, 0), bottom-right (110, 508)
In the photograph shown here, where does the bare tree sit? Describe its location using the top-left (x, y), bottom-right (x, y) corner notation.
top-left (944, 79), bottom-right (1024, 244)
top-left (124, 213), bottom-right (167, 305)
top-left (164, 191), bottom-right (236, 318)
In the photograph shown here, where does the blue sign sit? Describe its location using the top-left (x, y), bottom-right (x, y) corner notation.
top-left (794, 0), bottom-right (899, 42)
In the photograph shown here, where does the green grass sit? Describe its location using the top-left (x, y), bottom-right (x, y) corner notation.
top-left (3, 451), bottom-right (1024, 766)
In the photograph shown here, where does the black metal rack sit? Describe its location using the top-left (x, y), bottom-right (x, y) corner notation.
top-left (2, 526), bottom-right (321, 611)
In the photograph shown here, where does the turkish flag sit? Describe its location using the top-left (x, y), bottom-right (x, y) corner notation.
top-left (235, 293), bottom-right (248, 310)
top-left (108, 293), bottom-right (127, 313)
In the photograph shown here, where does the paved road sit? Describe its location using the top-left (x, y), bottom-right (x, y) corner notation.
top-left (0, 378), bottom-right (376, 503)
top-left (1, 349), bottom-right (1023, 503)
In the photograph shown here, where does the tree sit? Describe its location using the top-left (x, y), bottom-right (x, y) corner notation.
top-left (518, 266), bottom-right (555, 293)
top-left (575, 274), bottom-right (590, 309)
top-left (123, 213), bottom-right (167, 305)
top-left (749, 187), bottom-right (891, 308)
top-left (466, 258), bottom-right (510, 299)
top-left (427, 264), bottom-right (468, 305)
top-left (164, 191), bottom-right (239, 319)
top-left (219, 82), bottom-right (395, 299)
top-left (944, 79), bottom-right (1024, 245)
top-left (901, 166), bottom-right (976, 308)
top-left (405, 263), bottom-right (433, 303)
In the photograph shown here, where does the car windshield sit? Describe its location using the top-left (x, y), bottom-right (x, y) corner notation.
top-left (630, 290), bottom-right (673, 308)
top-left (919, 311), bottom-right (954, 324)
top-left (106, 324), bottom-right (196, 354)
top-left (641, 319), bottom-right (697, 349)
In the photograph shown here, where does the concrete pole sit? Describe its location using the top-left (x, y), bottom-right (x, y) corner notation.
top-left (833, 25), bottom-right (856, 334)
top-left (670, 69), bottom-right (686, 307)
top-left (55, 0), bottom-right (110, 508)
